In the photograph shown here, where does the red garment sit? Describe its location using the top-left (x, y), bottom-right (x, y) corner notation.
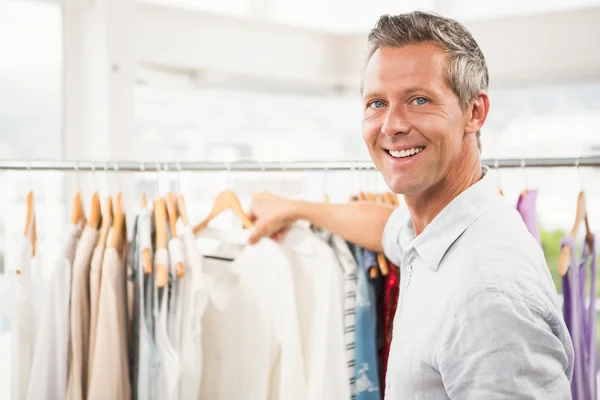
top-left (380, 262), bottom-right (400, 397)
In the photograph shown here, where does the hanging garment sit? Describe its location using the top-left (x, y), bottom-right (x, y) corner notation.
top-left (516, 189), bottom-right (541, 244)
top-left (200, 237), bottom-right (308, 400)
top-left (313, 228), bottom-right (358, 399)
top-left (27, 222), bottom-right (83, 400)
top-left (379, 262), bottom-right (400, 397)
top-left (179, 225), bottom-right (214, 400)
top-left (561, 235), bottom-right (597, 400)
top-left (66, 227), bottom-right (100, 400)
top-left (154, 249), bottom-right (181, 400)
top-left (282, 227), bottom-right (349, 400)
top-left (168, 237), bottom-right (184, 354)
top-left (132, 209), bottom-right (159, 400)
top-left (130, 216), bottom-right (141, 400)
top-left (0, 236), bottom-right (35, 400)
top-left (87, 248), bottom-right (130, 400)
top-left (87, 242), bottom-right (105, 390)
top-left (353, 247), bottom-right (381, 399)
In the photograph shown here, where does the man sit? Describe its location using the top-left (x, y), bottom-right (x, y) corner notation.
top-left (248, 11), bottom-right (574, 399)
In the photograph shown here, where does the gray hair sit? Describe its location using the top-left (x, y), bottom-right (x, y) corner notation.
top-left (365, 11), bottom-right (489, 151)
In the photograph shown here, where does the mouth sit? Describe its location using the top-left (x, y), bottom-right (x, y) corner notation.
top-left (385, 146), bottom-right (425, 160)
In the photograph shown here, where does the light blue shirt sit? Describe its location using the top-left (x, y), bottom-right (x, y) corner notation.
top-left (382, 166), bottom-right (574, 399)
top-left (350, 244), bottom-right (381, 399)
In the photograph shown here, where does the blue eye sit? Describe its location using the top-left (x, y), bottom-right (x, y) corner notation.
top-left (413, 97), bottom-right (428, 105)
top-left (369, 100), bottom-right (386, 109)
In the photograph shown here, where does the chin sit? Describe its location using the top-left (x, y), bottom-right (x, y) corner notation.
top-left (384, 174), bottom-right (424, 196)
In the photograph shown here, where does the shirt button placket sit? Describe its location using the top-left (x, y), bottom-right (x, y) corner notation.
top-left (404, 264), bottom-right (413, 289)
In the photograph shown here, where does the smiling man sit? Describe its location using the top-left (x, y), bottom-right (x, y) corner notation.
top-left (248, 11), bottom-right (574, 399)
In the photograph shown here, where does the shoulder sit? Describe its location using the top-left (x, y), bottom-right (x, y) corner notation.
top-left (458, 198), bottom-right (561, 313)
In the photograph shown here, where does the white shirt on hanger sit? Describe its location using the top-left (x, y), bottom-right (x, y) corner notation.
top-left (200, 236), bottom-right (308, 400)
top-left (178, 226), bottom-right (212, 400)
top-left (27, 223), bottom-right (83, 400)
top-left (0, 236), bottom-right (35, 400)
top-left (281, 227), bottom-right (350, 400)
top-left (154, 248), bottom-right (181, 400)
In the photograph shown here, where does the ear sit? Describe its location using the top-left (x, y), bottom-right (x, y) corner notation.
top-left (465, 90), bottom-right (490, 134)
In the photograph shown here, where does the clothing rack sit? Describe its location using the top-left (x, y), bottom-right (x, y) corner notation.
top-left (0, 156), bottom-right (599, 172)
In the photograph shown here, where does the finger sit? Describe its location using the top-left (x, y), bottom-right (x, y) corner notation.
top-left (248, 221), bottom-right (272, 245)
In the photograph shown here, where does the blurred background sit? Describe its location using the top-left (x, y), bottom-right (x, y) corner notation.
top-left (1, 0), bottom-right (600, 382)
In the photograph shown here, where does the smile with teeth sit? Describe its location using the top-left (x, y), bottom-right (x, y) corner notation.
top-left (387, 147), bottom-right (425, 159)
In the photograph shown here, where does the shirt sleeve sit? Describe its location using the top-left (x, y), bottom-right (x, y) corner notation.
top-left (381, 206), bottom-right (409, 266)
top-left (438, 288), bottom-right (572, 400)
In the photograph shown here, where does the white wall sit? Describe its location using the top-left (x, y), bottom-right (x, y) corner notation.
top-left (136, 3), bottom-right (600, 92)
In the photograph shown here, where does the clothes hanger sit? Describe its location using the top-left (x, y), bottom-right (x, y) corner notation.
top-left (192, 164), bottom-right (253, 235)
top-left (138, 164), bottom-right (152, 274)
top-left (193, 190), bottom-right (253, 235)
top-left (98, 196), bottom-right (113, 248)
top-left (98, 163), bottom-right (114, 247)
top-left (24, 191), bottom-right (36, 259)
top-left (384, 192), bottom-right (394, 206)
top-left (178, 193), bottom-right (190, 227)
top-left (167, 192), bottom-right (184, 277)
top-left (519, 159), bottom-right (529, 198)
top-left (154, 197), bottom-right (169, 287)
top-left (86, 163), bottom-right (102, 229)
top-left (23, 162), bottom-right (36, 258)
top-left (109, 192), bottom-right (125, 253)
top-left (109, 164), bottom-right (126, 256)
top-left (558, 162), bottom-right (593, 276)
top-left (558, 191), bottom-right (589, 276)
top-left (153, 162), bottom-right (169, 287)
top-left (70, 163), bottom-right (87, 226)
top-left (175, 162), bottom-right (189, 227)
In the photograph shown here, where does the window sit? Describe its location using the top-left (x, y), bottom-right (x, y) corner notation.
top-left (0, 0), bottom-right (64, 263)
top-left (0, 3), bottom-right (64, 393)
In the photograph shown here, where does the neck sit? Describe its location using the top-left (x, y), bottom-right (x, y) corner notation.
top-left (404, 143), bottom-right (482, 236)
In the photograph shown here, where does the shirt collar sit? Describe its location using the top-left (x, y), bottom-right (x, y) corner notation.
top-left (399, 165), bottom-right (498, 272)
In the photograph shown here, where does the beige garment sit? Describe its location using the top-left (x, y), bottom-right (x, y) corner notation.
top-left (66, 227), bottom-right (100, 400)
top-left (88, 248), bottom-right (131, 400)
top-left (87, 244), bottom-right (105, 388)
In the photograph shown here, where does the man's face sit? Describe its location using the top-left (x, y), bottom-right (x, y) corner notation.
top-left (362, 43), bottom-right (470, 195)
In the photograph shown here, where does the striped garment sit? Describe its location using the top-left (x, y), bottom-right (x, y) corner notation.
top-left (313, 228), bottom-right (359, 399)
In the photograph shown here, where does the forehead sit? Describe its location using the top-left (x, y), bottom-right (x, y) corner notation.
top-left (362, 43), bottom-right (450, 95)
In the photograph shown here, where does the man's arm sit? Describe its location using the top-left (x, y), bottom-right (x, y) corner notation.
top-left (439, 288), bottom-right (572, 399)
top-left (247, 196), bottom-right (394, 252)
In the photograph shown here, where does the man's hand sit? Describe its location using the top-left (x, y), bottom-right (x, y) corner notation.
top-left (248, 194), bottom-right (300, 245)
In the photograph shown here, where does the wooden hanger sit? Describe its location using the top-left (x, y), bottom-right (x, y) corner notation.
top-left (193, 190), bottom-right (253, 235)
top-left (24, 191), bottom-right (36, 258)
top-left (178, 194), bottom-right (190, 227)
top-left (167, 192), bottom-right (184, 278)
top-left (98, 196), bottom-right (113, 248)
top-left (384, 192), bottom-right (394, 206)
top-left (110, 193), bottom-right (126, 255)
top-left (71, 192), bottom-right (86, 226)
top-left (88, 193), bottom-right (102, 229)
top-left (559, 191), bottom-right (593, 276)
top-left (140, 193), bottom-right (152, 274)
top-left (154, 198), bottom-right (169, 287)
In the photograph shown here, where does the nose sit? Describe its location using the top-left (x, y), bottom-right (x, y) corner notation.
top-left (381, 105), bottom-right (410, 137)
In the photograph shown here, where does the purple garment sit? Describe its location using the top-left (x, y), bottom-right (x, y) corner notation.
top-left (362, 249), bottom-right (378, 273)
top-left (516, 190), bottom-right (541, 244)
top-left (561, 234), bottom-right (597, 400)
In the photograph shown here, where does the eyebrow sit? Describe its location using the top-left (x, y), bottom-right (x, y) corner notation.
top-left (362, 86), bottom-right (432, 100)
